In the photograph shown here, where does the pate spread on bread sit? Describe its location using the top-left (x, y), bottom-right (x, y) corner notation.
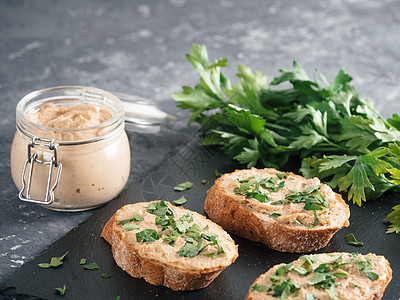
top-left (246, 252), bottom-right (392, 300)
top-left (101, 200), bottom-right (238, 291)
top-left (204, 168), bottom-right (350, 253)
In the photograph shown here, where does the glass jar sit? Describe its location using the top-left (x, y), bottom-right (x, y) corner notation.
top-left (11, 86), bottom-right (131, 211)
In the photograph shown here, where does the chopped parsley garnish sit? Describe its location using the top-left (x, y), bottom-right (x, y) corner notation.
top-left (350, 253), bottom-right (379, 281)
top-left (305, 294), bottom-right (317, 300)
top-left (137, 201), bottom-right (225, 258)
top-left (174, 181), bottom-right (194, 191)
top-left (180, 212), bottom-right (194, 223)
top-left (276, 172), bottom-right (288, 180)
top-left (132, 213), bottom-right (144, 222)
top-left (215, 169), bottom-right (223, 178)
top-left (292, 266), bottom-right (308, 276)
top-left (136, 229), bottom-right (162, 242)
top-left (117, 213), bottom-right (144, 226)
top-left (176, 225), bottom-right (224, 257)
top-left (270, 213), bottom-right (281, 217)
top-left (54, 284), bottom-right (66, 296)
top-left (285, 185), bottom-right (329, 225)
top-left (118, 213), bottom-right (142, 231)
top-left (251, 283), bottom-right (268, 292)
top-left (38, 252), bottom-right (68, 269)
top-left (174, 196), bottom-right (187, 205)
top-left (146, 200), bottom-right (175, 218)
top-left (333, 271), bottom-right (349, 279)
top-left (271, 200), bottom-right (286, 205)
top-left (258, 262), bottom-right (300, 299)
top-left (178, 240), bottom-right (200, 257)
top-left (233, 174), bottom-right (286, 203)
top-left (276, 263), bottom-right (293, 276)
top-left (101, 273), bottom-right (111, 278)
top-left (117, 218), bottom-right (131, 226)
top-left (346, 233), bottom-right (364, 246)
top-left (83, 262), bottom-right (99, 270)
top-left (79, 258), bottom-right (87, 265)
top-left (121, 223), bottom-right (140, 231)
top-left (251, 253), bottom-right (379, 298)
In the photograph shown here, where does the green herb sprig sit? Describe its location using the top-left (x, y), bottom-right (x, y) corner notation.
top-left (172, 44), bottom-right (400, 233)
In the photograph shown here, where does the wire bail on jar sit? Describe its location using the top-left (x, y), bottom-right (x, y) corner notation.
top-left (19, 137), bottom-right (62, 205)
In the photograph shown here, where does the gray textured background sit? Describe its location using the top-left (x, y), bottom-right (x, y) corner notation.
top-left (1, 0), bottom-right (399, 285)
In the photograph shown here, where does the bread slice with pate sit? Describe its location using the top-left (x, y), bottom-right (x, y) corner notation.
top-left (204, 168), bottom-right (350, 253)
top-left (101, 200), bottom-right (238, 291)
top-left (246, 252), bottom-right (392, 300)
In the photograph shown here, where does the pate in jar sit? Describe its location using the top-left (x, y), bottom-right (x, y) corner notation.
top-left (10, 86), bottom-right (131, 211)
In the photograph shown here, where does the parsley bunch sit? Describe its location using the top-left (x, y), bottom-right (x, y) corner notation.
top-left (172, 44), bottom-right (400, 233)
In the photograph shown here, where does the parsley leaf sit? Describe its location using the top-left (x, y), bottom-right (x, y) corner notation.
top-left (174, 181), bottom-right (194, 191)
top-left (178, 241), bottom-right (200, 257)
top-left (333, 272), bottom-right (349, 279)
top-left (276, 263), bottom-right (293, 276)
top-left (251, 283), bottom-right (268, 292)
top-left (117, 213), bottom-right (144, 226)
top-left (122, 223), bottom-right (140, 231)
top-left (292, 266), bottom-right (308, 276)
top-left (174, 196), bottom-right (187, 205)
top-left (54, 284), bottom-right (66, 296)
top-left (136, 229), bottom-right (162, 243)
top-left (384, 204), bottom-right (400, 233)
top-left (346, 233), bottom-right (364, 246)
top-left (83, 262), bottom-right (99, 270)
top-left (271, 200), bottom-right (286, 205)
top-left (38, 252), bottom-right (68, 269)
top-left (132, 213), bottom-right (144, 222)
top-left (300, 255), bottom-right (318, 269)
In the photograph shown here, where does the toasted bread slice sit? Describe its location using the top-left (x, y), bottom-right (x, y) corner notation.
top-left (246, 252), bottom-right (392, 300)
top-left (101, 200), bottom-right (238, 291)
top-left (204, 168), bottom-right (350, 253)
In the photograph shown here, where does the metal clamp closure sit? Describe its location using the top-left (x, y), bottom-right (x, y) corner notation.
top-left (19, 137), bottom-right (62, 205)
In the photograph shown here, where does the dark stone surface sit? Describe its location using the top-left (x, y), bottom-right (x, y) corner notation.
top-left (3, 139), bottom-right (400, 299)
top-left (0, 0), bottom-right (399, 291)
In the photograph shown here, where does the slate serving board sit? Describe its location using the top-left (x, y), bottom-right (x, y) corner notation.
top-left (1, 136), bottom-right (399, 299)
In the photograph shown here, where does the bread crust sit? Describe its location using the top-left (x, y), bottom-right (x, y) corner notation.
top-left (246, 252), bottom-right (392, 300)
top-left (204, 168), bottom-right (350, 253)
top-left (101, 202), bottom-right (238, 291)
